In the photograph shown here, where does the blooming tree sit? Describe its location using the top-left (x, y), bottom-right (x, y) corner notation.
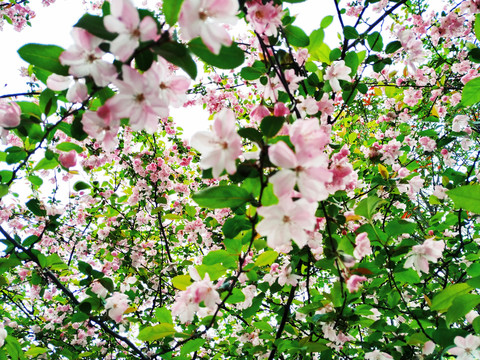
top-left (1, 0), bottom-right (480, 359)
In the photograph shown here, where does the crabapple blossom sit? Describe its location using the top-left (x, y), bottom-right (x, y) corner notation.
top-left (448, 334), bottom-right (480, 359)
top-left (171, 272), bottom-right (220, 323)
top-left (256, 197), bottom-right (317, 253)
top-left (103, 0), bottom-right (158, 61)
top-left (418, 136), bottom-right (436, 152)
top-left (404, 239), bottom-right (445, 275)
top-left (0, 100), bottom-right (21, 129)
top-left (108, 65), bottom-right (168, 133)
top-left (268, 140), bottom-right (332, 202)
top-left (58, 150), bottom-right (77, 169)
top-left (0, 324), bottom-right (6, 348)
top-left (324, 60), bottom-right (352, 92)
top-left (47, 74), bottom-right (88, 103)
top-left (365, 350), bottom-right (393, 360)
top-left (82, 103), bottom-right (121, 152)
top-left (190, 109), bottom-right (242, 178)
top-left (104, 292), bottom-right (129, 323)
top-left (452, 115), bottom-right (469, 132)
top-left (146, 59), bottom-right (190, 108)
top-left (346, 275), bottom-right (367, 293)
top-left (59, 28), bottom-right (117, 86)
top-left (179, 0), bottom-right (238, 55)
top-left (246, 0), bottom-right (284, 37)
top-left (353, 232), bottom-right (372, 260)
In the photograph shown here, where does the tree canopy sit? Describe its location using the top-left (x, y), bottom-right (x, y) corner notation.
top-left (1, 0), bottom-right (480, 359)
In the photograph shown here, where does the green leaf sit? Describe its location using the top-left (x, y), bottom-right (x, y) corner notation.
top-left (223, 216), bottom-right (251, 238)
top-left (320, 15), bottom-right (334, 29)
top-left (240, 66), bottom-right (265, 81)
top-left (137, 324), bottom-right (176, 342)
top-left (26, 199), bottom-right (46, 217)
top-left (33, 157), bottom-right (58, 171)
top-left (224, 288), bottom-right (246, 304)
top-left (135, 49), bottom-right (155, 71)
top-left (203, 250), bottom-right (237, 269)
top-left (344, 51), bottom-right (359, 76)
top-left (307, 29), bottom-right (330, 64)
top-left (56, 142), bottom-right (84, 153)
top-left (39, 88), bottom-right (57, 116)
top-left (196, 264), bottom-right (226, 281)
top-left (284, 25), bottom-right (310, 47)
top-left (188, 38), bottom-right (244, 69)
top-left (6, 148), bottom-right (27, 165)
top-left (367, 31), bottom-right (383, 52)
top-left (75, 14), bottom-right (116, 41)
top-left (152, 41), bottom-right (197, 79)
top-left (163, 0), bottom-right (184, 26)
top-left (385, 219), bottom-right (417, 237)
top-left (71, 115), bottom-right (88, 141)
top-left (18, 44), bottom-right (68, 76)
top-left (73, 181), bottom-right (91, 192)
top-left (461, 77), bottom-right (480, 106)
top-left (255, 250), bottom-right (278, 267)
top-left (343, 26), bottom-right (359, 39)
top-left (260, 116), bottom-right (285, 137)
top-left (99, 278), bottom-right (115, 292)
top-left (25, 347), bottom-right (48, 356)
top-left (0, 185), bottom-right (8, 198)
top-left (475, 14), bottom-right (480, 42)
top-left (180, 338), bottom-right (206, 356)
top-left (354, 196), bottom-right (386, 220)
top-left (17, 101), bottom-right (42, 120)
top-left (253, 321), bottom-right (273, 332)
top-left (155, 308), bottom-right (173, 324)
top-left (445, 294), bottom-right (480, 325)
top-left (447, 185), bottom-right (480, 213)
top-left (78, 261), bottom-right (93, 275)
top-left (238, 128), bottom-right (263, 145)
top-left (385, 40), bottom-right (402, 54)
top-left (431, 283), bottom-right (472, 312)
top-left (192, 186), bottom-right (251, 209)
top-left (172, 275), bottom-right (191, 290)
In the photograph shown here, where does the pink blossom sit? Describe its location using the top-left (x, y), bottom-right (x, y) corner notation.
top-left (273, 102), bottom-right (290, 117)
top-left (0, 325), bottom-right (6, 348)
top-left (104, 0), bottom-right (158, 61)
top-left (353, 232), bottom-right (372, 260)
top-left (404, 239), bottom-right (445, 274)
top-left (268, 140), bottom-right (332, 202)
top-left (365, 350), bottom-right (393, 360)
top-left (47, 74), bottom-right (88, 103)
top-left (452, 115), bottom-right (469, 132)
top-left (346, 275), bottom-right (367, 293)
top-left (179, 0), bottom-right (238, 55)
top-left (418, 136), bottom-right (436, 152)
top-left (58, 150), bottom-right (77, 168)
top-left (60, 28), bottom-right (117, 86)
top-left (190, 109), bottom-right (242, 178)
top-left (104, 292), bottom-right (129, 323)
top-left (246, 0), bottom-right (284, 37)
top-left (250, 104), bottom-right (270, 123)
top-left (423, 341), bottom-right (435, 355)
top-left (108, 65), bottom-right (167, 132)
top-left (0, 100), bottom-right (21, 129)
top-left (146, 58), bottom-right (191, 108)
top-left (448, 334), bottom-right (480, 359)
top-left (171, 272), bottom-right (220, 323)
top-left (82, 103), bottom-right (121, 152)
top-left (324, 60), bottom-right (352, 92)
top-left (256, 197), bottom-right (317, 253)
